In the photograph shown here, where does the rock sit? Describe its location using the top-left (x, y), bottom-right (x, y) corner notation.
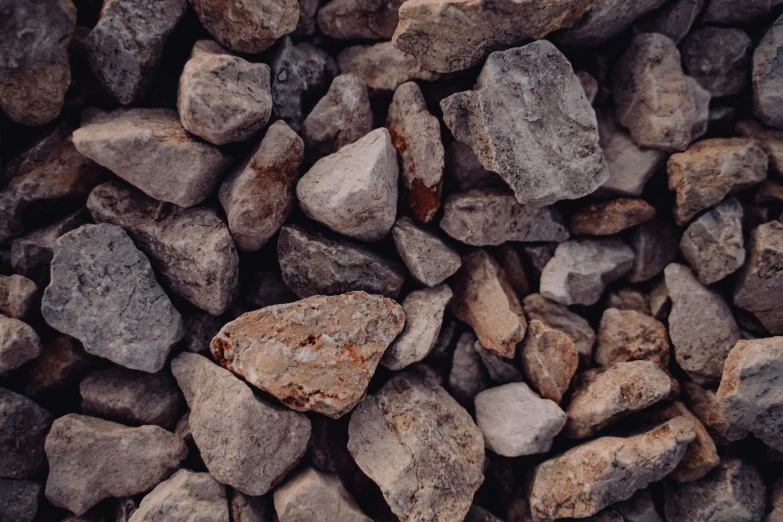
top-left (73, 108), bottom-right (231, 208)
top-left (88, 181), bottom-right (239, 316)
top-left (0, 479), bottom-right (41, 522)
top-left (302, 74), bottom-right (372, 159)
top-left (42, 224), bottom-right (184, 373)
top-left (449, 249), bottom-right (527, 358)
top-left (634, 0), bottom-right (705, 44)
top-left (273, 467), bottom-right (371, 522)
top-left (475, 382), bottom-right (566, 457)
top-left (520, 320), bottom-right (578, 404)
top-left (391, 216), bottom-right (461, 287)
top-left (0, 275), bottom-right (37, 319)
top-left (449, 331), bottom-right (490, 404)
top-left (578, 70), bottom-right (599, 104)
top-left (317, 0), bottom-right (402, 40)
top-left (540, 239), bottom-right (635, 306)
top-left (557, 0), bottom-right (667, 47)
top-left (667, 138), bottom-right (767, 225)
top-left (688, 77), bottom-right (711, 142)
top-left (441, 41), bottom-right (608, 206)
top-left (679, 197), bottom-right (745, 285)
top-left (664, 459), bottom-right (766, 522)
top-left (278, 224), bottom-right (405, 299)
top-left (80, 366), bottom-right (184, 429)
top-left (382, 285), bottom-right (452, 371)
top-left (495, 243), bottom-right (532, 298)
top-left (296, 128), bottom-right (398, 242)
top-left (11, 210), bottom-right (88, 281)
top-left (767, 478), bottom-right (783, 522)
top-left (347, 372), bottom-right (485, 522)
top-left (682, 381), bottom-right (748, 445)
top-left (595, 308), bottom-right (670, 370)
top-left (703, 0), bottom-right (774, 24)
top-left (391, 0), bottom-right (594, 73)
top-left (445, 141), bottom-right (504, 192)
top-left (682, 27), bottom-right (752, 98)
top-left (293, 0), bottom-right (319, 35)
top-left (627, 218), bottom-right (679, 283)
top-left (465, 505), bottom-right (503, 522)
top-left (0, 387), bottom-right (52, 479)
top-left (24, 336), bottom-right (95, 398)
top-left (612, 33), bottom-right (695, 151)
top-left (665, 263), bottom-right (741, 384)
top-left (129, 469), bottom-right (227, 522)
top-left (0, 315), bottom-right (43, 375)
top-left (211, 292), bottom-right (404, 418)
top-left (474, 339), bottom-right (523, 384)
top-left (570, 198), bottom-right (656, 236)
top-left (440, 189), bottom-right (570, 246)
top-left (606, 288), bottom-right (651, 315)
top-left (733, 221), bottom-right (783, 334)
top-left (0, 0), bottom-right (75, 125)
top-left (611, 488), bottom-right (663, 522)
top-left (86, 0), bottom-right (186, 105)
top-left (754, 178), bottom-right (783, 205)
top-left (736, 119), bottom-right (783, 173)
top-left (649, 278), bottom-right (671, 320)
top-left (189, 0), bottom-right (298, 53)
top-left (529, 417), bottom-right (696, 521)
top-left (337, 41), bottom-right (441, 94)
top-left (565, 360), bottom-right (672, 438)
top-left (522, 294), bottom-right (596, 365)
top-left (178, 40), bottom-right (273, 145)
top-left (44, 414), bottom-right (187, 515)
top-left (231, 491), bottom-right (273, 522)
top-left (219, 121), bottom-right (304, 252)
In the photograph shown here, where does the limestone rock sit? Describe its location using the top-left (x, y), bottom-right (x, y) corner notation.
top-left (44, 414), bottom-right (187, 515)
top-left (445, 141), bottom-right (504, 192)
top-left (682, 381), bottom-right (749, 445)
top-left (11, 210), bottom-right (89, 281)
top-left (520, 320), bottom-right (578, 404)
top-left (441, 41), bottom-right (608, 206)
top-left (0, 275), bottom-right (37, 319)
top-left (347, 372), bottom-right (485, 522)
top-left (733, 221), bottom-right (783, 334)
top-left (557, 0), bottom-right (667, 47)
top-left (606, 288), bottom-right (651, 315)
top-left (337, 41), bottom-right (441, 94)
top-left (627, 218), bottom-right (679, 283)
top-left (0, 315), bottom-right (43, 375)
top-left (595, 308), bottom-right (670, 369)
top-left (449, 331), bottom-right (490, 404)
top-left (317, 0), bottom-right (402, 40)
top-left (0, 479), bottom-right (41, 522)
top-left (522, 294), bottom-right (596, 365)
top-left (634, 0), bottom-right (705, 44)
top-left (273, 467), bottom-right (371, 522)
top-left (682, 27), bottom-right (752, 98)
top-left (736, 119), bottom-right (783, 173)
top-left (570, 198), bottom-right (656, 236)
top-left (391, 217), bottom-right (461, 287)
top-left (129, 469), bottom-right (227, 522)
top-left (0, 387), bottom-right (52, 479)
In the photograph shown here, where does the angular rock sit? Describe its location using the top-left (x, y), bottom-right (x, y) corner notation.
top-left (24, 336), bottom-right (95, 398)
top-left (296, 128), bottom-right (398, 242)
top-left (474, 340), bottom-right (523, 384)
top-left (612, 488), bottom-right (663, 522)
top-left (595, 308), bottom-right (670, 369)
top-left (273, 467), bottom-right (371, 522)
top-left (570, 198), bottom-right (656, 236)
top-left (634, 0), bottom-right (705, 44)
top-left (391, 216), bottom-right (461, 287)
top-left (347, 372), bottom-right (485, 522)
top-left (0, 315), bottom-right (43, 375)
top-left (448, 331), bottom-right (490, 404)
top-left (0, 479), bottom-right (41, 522)
top-left (172, 353), bottom-right (310, 496)
top-left (0, 275), bottom-right (37, 320)
top-left (627, 218), bottom-right (679, 283)
top-left (522, 293), bottom-right (595, 365)
top-left (317, 0), bottom-right (402, 40)
top-left (682, 27), bottom-right (752, 98)
top-left (445, 141), bottom-right (504, 192)
top-left (338, 41), bottom-right (441, 94)
top-left (42, 224), bottom-right (184, 373)
top-left (557, 0), bottom-right (667, 47)
top-left (11, 209), bottom-right (89, 281)
top-left (73, 108), bottom-right (231, 208)
top-left (704, 0), bottom-right (775, 23)
top-left (520, 320), bottom-right (578, 404)
top-left (736, 119), bottom-right (783, 173)
top-left (733, 221), bottom-right (783, 334)
top-left (0, 387), bottom-right (52, 479)
top-left (606, 288), bottom-right (651, 315)
top-left (178, 40), bottom-right (273, 145)
top-left (682, 381), bottom-right (748, 445)
top-left (44, 414), bottom-right (187, 515)
top-left (219, 121), bottom-right (304, 252)
top-left (441, 41), bottom-right (608, 206)
top-left (129, 469), bottom-right (228, 522)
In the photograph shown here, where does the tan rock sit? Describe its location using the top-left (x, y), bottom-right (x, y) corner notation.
top-left (681, 381), bottom-right (748, 445)
top-left (606, 288), bottom-right (651, 315)
top-left (520, 320), bottom-right (578, 405)
top-left (570, 198), bottom-right (656, 236)
top-left (735, 119), bottom-right (783, 172)
top-left (522, 293), bottom-right (595, 365)
top-left (0, 275), bottom-right (37, 320)
top-left (0, 315), bottom-right (43, 376)
top-left (317, 0), bottom-right (402, 40)
top-left (733, 221), bottom-right (783, 334)
top-left (273, 467), bottom-right (371, 522)
top-left (594, 308), bottom-right (670, 369)
top-left (337, 41), bottom-right (441, 93)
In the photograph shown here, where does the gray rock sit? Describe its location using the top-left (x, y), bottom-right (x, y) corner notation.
top-left (0, 479), bottom-right (42, 522)
top-left (557, 0), bottom-right (667, 47)
top-left (0, 275), bottom-right (37, 320)
top-left (444, 141), bottom-right (504, 192)
top-left (0, 315), bottom-right (42, 375)
top-left (448, 331), bottom-right (490, 404)
top-left (337, 41), bottom-right (442, 94)
top-left (475, 340), bottom-right (523, 384)
top-left (293, 0), bottom-right (319, 35)
top-left (634, 0), bottom-right (705, 44)
top-left (441, 41), bottom-right (608, 206)
top-left (683, 27), bottom-right (752, 98)
top-left (703, 0), bottom-right (774, 24)
top-left (129, 469), bottom-right (228, 522)
top-left (689, 76), bottom-right (712, 142)
top-left (11, 209), bottom-right (89, 281)
top-left (522, 293), bottom-right (596, 365)
top-left (612, 488), bottom-right (664, 522)
top-left (0, 387), bottom-right (52, 479)
top-left (317, 0), bottom-right (402, 40)
top-left (42, 224), bottom-right (185, 373)
top-left (391, 216), bottom-right (461, 287)
top-left (627, 218), bottom-right (679, 283)
top-left (273, 467), bottom-right (372, 522)
top-left (755, 15), bottom-right (783, 129)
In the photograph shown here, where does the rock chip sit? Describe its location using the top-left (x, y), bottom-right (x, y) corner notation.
top-left (520, 320), bottom-right (579, 404)
top-left (441, 41), bottom-right (608, 206)
top-left (449, 331), bottom-right (490, 404)
top-left (522, 293), bottom-right (596, 365)
top-left (0, 479), bottom-right (41, 522)
top-left (337, 41), bottom-right (441, 93)
top-left (627, 218), bottom-right (679, 283)
top-left (42, 224), bottom-right (184, 373)
top-left (606, 288), bottom-right (651, 315)
top-left (0, 315), bottom-right (43, 375)
top-left (129, 469), bottom-right (228, 522)
top-left (11, 210), bottom-right (89, 281)
top-left (736, 119), bottom-right (783, 173)
top-left (733, 221), bottom-right (783, 334)
top-left (634, 0), bottom-right (705, 44)
top-left (0, 387), bottom-right (52, 479)
top-left (347, 372), bottom-right (485, 522)
top-left (682, 381), bottom-right (749, 445)
top-left (570, 198), bottom-right (656, 236)
top-left (317, 0), bottom-right (402, 40)
top-left (44, 414), bottom-right (187, 515)
top-left (682, 27), bottom-right (752, 98)
top-left (391, 217), bottom-right (461, 287)
top-left (273, 467), bottom-right (372, 522)
top-left (557, 0), bottom-right (667, 47)
top-left (594, 308), bottom-right (670, 369)
top-left (0, 275), bottom-right (37, 319)
top-left (178, 40), bottom-right (273, 145)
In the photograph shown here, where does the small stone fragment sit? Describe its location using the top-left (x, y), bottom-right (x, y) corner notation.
top-left (474, 340), bottom-right (523, 384)
top-left (557, 0), bottom-right (667, 47)
top-left (0, 479), bottom-right (41, 522)
top-left (391, 217), bottom-right (461, 287)
top-left (736, 119), bottom-right (783, 172)
top-left (445, 141), bottom-right (504, 192)
top-left (704, 0), bottom-right (775, 24)
top-left (520, 320), bottom-right (578, 404)
top-left (337, 41), bottom-right (441, 93)
top-left (11, 210), bottom-right (88, 281)
top-left (0, 387), bottom-right (52, 479)
top-left (522, 294), bottom-right (596, 365)
top-left (627, 218), bottom-right (679, 283)
top-left (317, 0), bottom-right (402, 40)
top-left (570, 198), bottom-right (656, 236)
top-left (733, 221), bottom-right (783, 334)
top-left (449, 331), bottom-right (490, 404)
top-left (0, 275), bottom-right (37, 319)
top-left (634, 0), bottom-right (705, 44)
top-left (606, 288), bottom-right (651, 315)
top-left (129, 469), bottom-right (228, 522)
top-left (24, 336), bottom-right (95, 398)
top-left (273, 467), bottom-right (372, 522)
top-left (682, 27), bottom-right (752, 98)
top-left (682, 381), bottom-right (748, 444)
top-left (0, 315), bottom-right (43, 375)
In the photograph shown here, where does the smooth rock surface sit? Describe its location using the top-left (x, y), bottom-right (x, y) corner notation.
top-left (391, 217), bottom-right (461, 287)
top-left (129, 469), bottom-right (228, 522)
top-left (522, 293), bottom-right (596, 365)
top-left (0, 315), bottom-right (43, 375)
top-left (0, 275), bottom-right (37, 319)
top-left (627, 218), bottom-right (679, 283)
top-left (0, 387), bottom-right (52, 479)
top-left (570, 198), bottom-right (656, 236)
top-left (594, 308), bottom-right (670, 369)
top-left (317, 0), bottom-right (402, 40)
top-left (520, 320), bottom-right (578, 404)
top-left (733, 221), bottom-right (783, 334)
top-left (273, 467), bottom-right (371, 522)
top-left (682, 27), bottom-right (752, 98)
top-left (557, 0), bottom-right (667, 47)
top-left (337, 41), bottom-right (441, 93)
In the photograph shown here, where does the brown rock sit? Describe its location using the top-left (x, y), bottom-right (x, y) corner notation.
top-left (520, 320), bottom-right (578, 404)
top-left (681, 381), bottom-right (748, 445)
top-left (733, 221), bottom-right (783, 334)
top-left (522, 293), bottom-right (595, 365)
top-left (317, 0), bottom-right (402, 40)
top-left (0, 315), bottom-right (43, 376)
top-left (594, 308), bottom-right (670, 369)
top-left (0, 275), bottom-right (37, 319)
top-left (736, 119), bottom-right (783, 173)
top-left (606, 288), bottom-right (651, 315)
top-left (570, 198), bottom-right (656, 236)
top-left (337, 42), bottom-right (441, 93)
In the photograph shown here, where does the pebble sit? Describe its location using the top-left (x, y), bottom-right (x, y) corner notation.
top-left (682, 381), bottom-right (749, 445)
top-left (682, 27), bottom-right (752, 98)
top-left (0, 275), bottom-right (37, 319)
top-left (317, 0), bottom-right (402, 40)
top-left (627, 218), bottom-right (679, 283)
top-left (448, 331), bottom-right (490, 404)
top-left (520, 320), bottom-right (578, 404)
top-left (391, 217), bottom-right (462, 287)
top-left (704, 0), bottom-right (775, 24)
top-left (273, 467), bottom-right (372, 522)
top-left (557, 0), bottom-right (667, 47)
top-left (0, 479), bottom-right (41, 522)
top-left (606, 288), bottom-right (651, 315)
top-left (594, 308), bottom-right (670, 369)
top-left (634, 0), bottom-right (704, 44)
top-left (736, 119), bottom-right (783, 172)
top-left (522, 293), bottom-right (596, 365)
top-left (0, 315), bottom-right (43, 375)
top-left (129, 469), bottom-right (228, 522)
top-left (733, 221), bottom-right (783, 334)
top-left (570, 198), bottom-right (656, 236)
top-left (337, 41), bottom-right (442, 93)
top-left (0, 387), bottom-right (52, 479)
top-left (11, 210), bottom-right (88, 281)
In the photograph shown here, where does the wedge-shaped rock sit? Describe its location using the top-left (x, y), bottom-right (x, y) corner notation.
top-left (682, 27), bottom-right (752, 98)
top-left (442, 41), bottom-right (608, 206)
top-left (317, 0), bottom-right (402, 40)
top-left (0, 316), bottom-right (43, 375)
top-left (520, 320), bottom-right (578, 405)
top-left (627, 218), bottom-right (678, 283)
top-left (171, 353), bottom-right (310, 495)
top-left (348, 372), bottom-right (485, 522)
top-left (634, 0), bottom-right (704, 44)
top-left (754, 13), bottom-right (783, 129)
top-left (595, 308), bottom-right (670, 369)
top-left (522, 294), bottom-right (596, 365)
top-left (682, 381), bottom-right (749, 445)
top-left (338, 41), bottom-right (441, 93)
top-left (733, 221), bottom-right (783, 334)
top-left (557, 0), bottom-right (667, 47)
top-left (0, 275), bottom-right (37, 320)
top-left (0, 387), bottom-right (52, 479)
top-left (392, 217), bottom-right (461, 287)
top-left (130, 470), bottom-right (228, 522)
top-left (211, 292), bottom-right (404, 418)
top-left (570, 198), bottom-right (656, 236)
top-left (273, 467), bottom-right (372, 522)
top-left (73, 108), bottom-right (231, 207)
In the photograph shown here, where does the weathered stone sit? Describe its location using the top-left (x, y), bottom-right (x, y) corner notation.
top-left (0, 479), bottom-right (41, 522)
top-left (682, 381), bottom-right (748, 445)
top-left (665, 263), bottom-right (740, 384)
top-left (172, 353), bottom-right (310, 495)
top-left (595, 308), bottom-right (670, 369)
top-left (73, 108), bottom-right (231, 208)
top-left (278, 224), bottom-right (405, 299)
top-left (449, 331), bottom-right (490, 404)
top-left (522, 294), bottom-right (595, 365)
top-left (391, 216), bottom-right (461, 287)
top-left (0, 315), bottom-right (43, 375)
top-left (44, 414), bottom-right (186, 515)
top-left (606, 288), bottom-right (651, 315)
top-left (627, 218), bottom-right (679, 283)
top-left (129, 469), bottom-right (228, 522)
top-left (682, 27), bottom-right (752, 98)
top-left (0, 275), bottom-right (36, 320)
top-left (87, 0), bottom-right (186, 105)
top-left (540, 239), bottom-right (635, 306)
top-left (736, 119), bottom-right (783, 172)
top-left (231, 491), bottom-right (273, 522)
top-left (441, 41), bottom-right (608, 206)
top-left (296, 128), bottom-right (398, 242)
top-left (557, 0), bottom-right (667, 47)
top-left (317, 0), bottom-right (402, 40)
top-left (704, 0), bottom-right (775, 24)
top-left (612, 33), bottom-right (695, 151)
top-left (11, 209), bottom-right (88, 281)
top-left (0, 387), bottom-right (51, 479)
top-left (274, 467), bottom-right (371, 522)
top-left (348, 372), bottom-right (485, 522)
top-left (570, 198), bottom-right (656, 236)
top-left (445, 141), bottom-right (504, 192)
top-left (42, 224), bottom-right (184, 373)
top-left (611, 488), bottom-right (663, 522)
top-left (475, 339), bottom-right (523, 384)
top-left (219, 121), bottom-right (304, 252)
top-left (293, 0), bottom-right (319, 35)
top-left (767, 478), bottom-right (783, 522)
top-left (520, 320), bottom-right (578, 404)
top-left (24, 336), bottom-right (95, 398)
top-left (337, 41), bottom-right (441, 94)
top-left (0, 0), bottom-right (75, 125)
top-left (734, 221), bottom-right (783, 334)
top-left (178, 40), bottom-right (273, 145)
top-left (529, 417), bottom-right (696, 521)
top-left (88, 181), bottom-right (239, 316)
top-left (634, 0), bottom-right (705, 44)
top-left (688, 77), bottom-right (711, 142)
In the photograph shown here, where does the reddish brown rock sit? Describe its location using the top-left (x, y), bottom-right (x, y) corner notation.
top-left (520, 320), bottom-right (579, 404)
top-left (570, 198), bottom-right (656, 236)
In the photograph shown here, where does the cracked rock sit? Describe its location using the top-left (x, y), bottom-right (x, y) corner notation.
top-left (522, 294), bottom-right (595, 365)
top-left (520, 320), bottom-right (578, 405)
top-left (0, 275), bottom-right (37, 320)
top-left (634, 0), bottom-right (705, 44)
top-left (682, 27), bottom-right (752, 98)
top-left (733, 221), bottom-right (783, 334)
top-left (595, 308), bottom-right (670, 370)
top-left (0, 479), bottom-right (41, 522)
top-left (570, 198), bottom-right (656, 236)
top-left (0, 315), bottom-right (43, 375)
top-left (337, 41), bottom-right (441, 93)
top-left (317, 0), bottom-right (402, 40)
top-left (449, 331), bottom-right (490, 404)
top-left (0, 387), bottom-right (52, 479)
top-left (557, 0), bottom-right (667, 47)
top-left (627, 218), bottom-right (679, 283)
top-left (129, 469), bottom-right (228, 522)
top-left (391, 217), bottom-right (461, 287)
top-left (273, 467), bottom-right (371, 522)
top-left (11, 210), bottom-right (89, 281)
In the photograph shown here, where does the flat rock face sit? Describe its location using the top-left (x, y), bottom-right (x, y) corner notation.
top-left (86, 0), bottom-right (186, 105)
top-left (317, 0), bottom-right (402, 40)
top-left (570, 198), bottom-right (656, 236)
top-left (441, 41), bottom-right (608, 207)
top-left (520, 320), bottom-right (578, 404)
top-left (668, 138), bottom-right (768, 225)
top-left (627, 218), bottom-right (679, 283)
top-left (337, 41), bottom-right (441, 93)
top-left (0, 479), bottom-right (41, 522)
top-left (296, 128), bottom-right (399, 242)
top-left (557, 0), bottom-right (667, 47)
top-left (612, 33), bottom-right (695, 152)
top-left (88, 181), bottom-right (239, 316)
top-left (171, 353), bottom-right (311, 496)
top-left (682, 27), bottom-right (752, 98)
top-left (44, 414), bottom-right (187, 516)
top-left (273, 467), bottom-right (371, 522)
top-left (72, 108), bottom-right (231, 208)
top-left (392, 0), bottom-right (593, 73)
top-left (129, 469), bottom-right (228, 522)
top-left (178, 40), bottom-right (273, 145)
top-left (634, 0), bottom-right (704, 44)
top-left (0, 387), bottom-right (52, 479)
top-left (0, 275), bottom-right (37, 319)
top-left (211, 292), bottom-right (404, 418)
top-left (347, 372), bottom-right (485, 522)
top-left (219, 121), bottom-right (304, 252)
top-left (278, 225), bottom-right (405, 299)
top-left (529, 418), bottom-right (696, 521)
top-left (522, 294), bottom-right (596, 365)
top-left (665, 263), bottom-right (740, 385)
top-left (42, 224), bottom-right (184, 373)
top-left (391, 217), bottom-right (461, 287)
top-left (595, 308), bottom-right (670, 369)
top-left (754, 13), bottom-right (783, 129)
top-left (733, 221), bottom-right (783, 334)
top-left (0, 315), bottom-right (43, 375)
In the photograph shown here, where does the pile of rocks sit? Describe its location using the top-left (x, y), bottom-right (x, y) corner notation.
top-left (2, 0), bottom-right (783, 521)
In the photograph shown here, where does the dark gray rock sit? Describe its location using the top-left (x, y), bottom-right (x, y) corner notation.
top-left (10, 210), bottom-right (89, 281)
top-left (0, 479), bottom-right (41, 522)
top-left (392, 217), bottom-right (461, 287)
top-left (683, 27), bottom-right (752, 98)
top-left (733, 221), bottom-right (783, 334)
top-left (0, 387), bottom-right (52, 479)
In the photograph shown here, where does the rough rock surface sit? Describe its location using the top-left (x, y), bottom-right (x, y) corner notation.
top-left (682, 27), bottom-right (752, 98)
top-left (171, 353), bottom-right (310, 496)
top-left (557, 0), bottom-right (667, 47)
top-left (441, 41), bottom-right (608, 206)
top-left (570, 198), bottom-right (656, 236)
top-left (24, 336), bottom-right (95, 399)
top-left (44, 414), bottom-right (187, 516)
top-left (627, 218), bottom-right (679, 283)
top-left (703, 0), bottom-right (773, 23)
top-left (0, 275), bottom-right (37, 319)
top-left (736, 119), bottom-right (783, 173)
top-left (129, 469), bottom-right (228, 522)
top-left (449, 332), bottom-right (490, 404)
top-left (391, 217), bottom-right (461, 287)
top-left (606, 288), bottom-right (651, 315)
top-left (520, 320), bottom-right (579, 404)
top-left (337, 42), bottom-right (441, 93)
top-left (733, 221), bottom-right (783, 334)
top-left (219, 120), bottom-right (304, 252)
top-left (522, 294), bottom-right (596, 365)
top-left (11, 210), bottom-right (89, 281)
top-left (474, 340), bottom-right (523, 385)
top-left (347, 372), bottom-right (485, 522)
top-left (0, 315), bottom-right (43, 375)
top-left (0, 387), bottom-right (52, 479)
top-left (594, 308), bottom-right (670, 369)
top-left (0, 479), bottom-right (41, 522)
top-left (211, 292), bottom-right (404, 418)
top-left (634, 0), bottom-right (705, 44)
top-left (682, 381), bottom-right (749, 445)
top-left (273, 467), bottom-right (371, 522)
top-left (317, 0), bottom-right (402, 40)
top-left (754, 13), bottom-right (783, 129)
